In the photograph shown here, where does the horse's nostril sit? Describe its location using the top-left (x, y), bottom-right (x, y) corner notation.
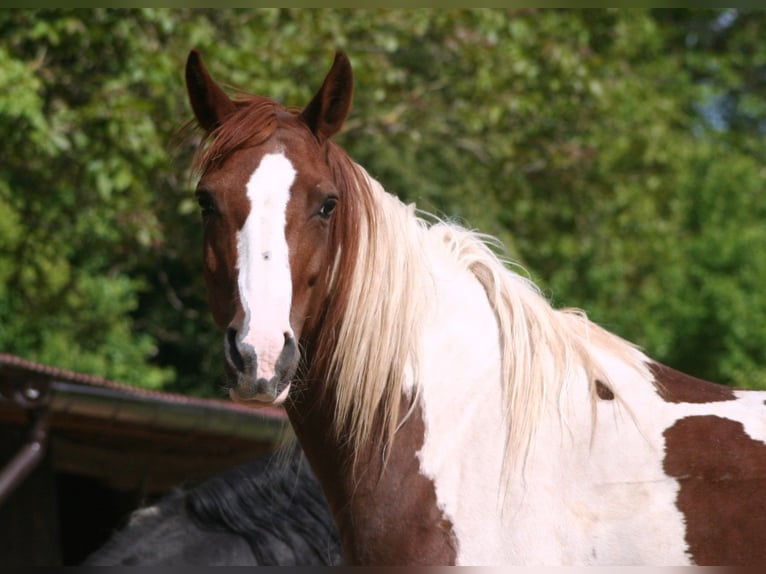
top-left (227, 327), bottom-right (246, 374)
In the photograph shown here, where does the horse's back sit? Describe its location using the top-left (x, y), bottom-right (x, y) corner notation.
top-left (557, 360), bottom-right (766, 565)
top-left (646, 362), bottom-right (766, 564)
top-left (83, 491), bottom-right (258, 566)
top-left (83, 447), bottom-right (342, 566)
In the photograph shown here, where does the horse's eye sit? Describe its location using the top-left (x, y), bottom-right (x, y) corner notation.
top-left (318, 197), bottom-right (338, 219)
top-left (196, 190), bottom-right (217, 218)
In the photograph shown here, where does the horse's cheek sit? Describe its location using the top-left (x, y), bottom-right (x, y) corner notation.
top-left (286, 244), bottom-right (325, 339)
top-left (204, 242), bottom-right (218, 274)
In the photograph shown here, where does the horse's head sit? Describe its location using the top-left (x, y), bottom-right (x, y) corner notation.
top-left (185, 49), bottom-right (354, 405)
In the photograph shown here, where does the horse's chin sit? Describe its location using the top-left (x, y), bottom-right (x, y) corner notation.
top-left (229, 380), bottom-right (292, 407)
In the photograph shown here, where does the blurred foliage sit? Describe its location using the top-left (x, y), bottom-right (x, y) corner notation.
top-left (1, 9), bottom-right (766, 394)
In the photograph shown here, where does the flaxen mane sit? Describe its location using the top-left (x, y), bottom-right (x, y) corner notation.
top-left (309, 148), bottom-right (654, 475)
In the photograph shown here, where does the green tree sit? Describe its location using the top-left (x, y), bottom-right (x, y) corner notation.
top-left (0, 9), bottom-right (179, 387)
top-left (2, 9), bottom-right (765, 394)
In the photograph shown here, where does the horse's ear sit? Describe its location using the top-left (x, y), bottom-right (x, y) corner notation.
top-left (301, 51), bottom-right (353, 143)
top-left (185, 49), bottom-right (237, 134)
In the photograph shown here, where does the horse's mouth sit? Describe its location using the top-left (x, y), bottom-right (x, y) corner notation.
top-left (223, 330), bottom-right (299, 406)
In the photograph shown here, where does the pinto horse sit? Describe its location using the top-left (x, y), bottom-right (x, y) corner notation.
top-left (184, 49), bottom-right (766, 565)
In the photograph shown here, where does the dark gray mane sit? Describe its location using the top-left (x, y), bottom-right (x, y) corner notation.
top-left (84, 445), bottom-right (342, 566)
top-left (185, 445), bottom-right (342, 565)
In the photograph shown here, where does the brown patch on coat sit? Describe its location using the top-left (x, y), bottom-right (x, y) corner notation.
top-left (286, 388), bottom-right (457, 565)
top-left (650, 362), bottom-right (736, 404)
top-left (663, 415), bottom-right (766, 565)
top-left (595, 380), bottom-right (614, 401)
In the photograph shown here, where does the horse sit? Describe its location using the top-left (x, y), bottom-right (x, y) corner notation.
top-left (183, 48), bottom-right (766, 565)
top-left (83, 445), bottom-right (342, 566)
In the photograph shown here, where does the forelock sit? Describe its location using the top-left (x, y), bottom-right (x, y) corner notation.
top-left (191, 96), bottom-right (303, 175)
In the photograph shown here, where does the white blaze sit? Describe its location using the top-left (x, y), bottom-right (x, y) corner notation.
top-left (236, 152), bottom-right (295, 381)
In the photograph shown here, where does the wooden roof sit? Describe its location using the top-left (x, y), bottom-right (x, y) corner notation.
top-left (0, 353), bottom-right (289, 493)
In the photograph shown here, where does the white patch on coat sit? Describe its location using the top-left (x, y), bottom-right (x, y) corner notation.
top-left (235, 152), bottom-right (295, 381)
top-left (410, 234), bottom-right (766, 565)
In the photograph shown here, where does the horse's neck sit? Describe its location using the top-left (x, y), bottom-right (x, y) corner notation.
top-left (290, 216), bottom-right (619, 564)
top-left (408, 238), bottom-right (515, 554)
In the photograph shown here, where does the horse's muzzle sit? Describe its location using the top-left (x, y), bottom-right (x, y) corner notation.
top-left (224, 328), bottom-right (299, 405)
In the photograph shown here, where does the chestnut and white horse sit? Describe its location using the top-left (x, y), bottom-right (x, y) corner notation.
top-left (184, 49), bottom-right (766, 565)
